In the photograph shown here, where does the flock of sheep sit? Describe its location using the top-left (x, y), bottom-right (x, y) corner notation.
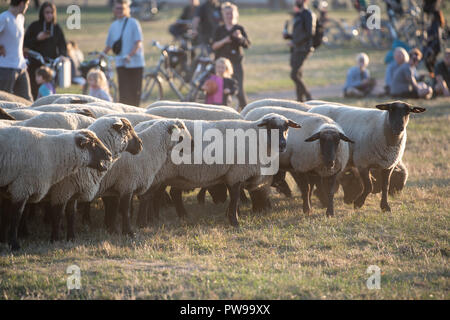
top-left (0, 90), bottom-right (424, 251)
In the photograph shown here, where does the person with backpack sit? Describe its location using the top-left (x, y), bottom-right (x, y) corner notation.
top-left (283, 0), bottom-right (316, 102)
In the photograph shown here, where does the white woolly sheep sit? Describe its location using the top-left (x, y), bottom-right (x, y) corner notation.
top-left (245, 106), bottom-right (353, 216)
top-left (308, 101), bottom-right (425, 212)
top-left (147, 100), bottom-right (239, 113)
top-left (146, 105), bottom-right (243, 120)
top-left (0, 127), bottom-right (112, 250)
top-left (31, 94), bottom-right (102, 107)
top-left (94, 119), bottom-right (190, 234)
top-left (240, 98), bottom-right (311, 117)
top-left (0, 90), bottom-right (32, 105)
top-left (139, 114), bottom-right (300, 227)
top-left (45, 117), bottom-right (143, 241)
top-left (11, 112), bottom-right (95, 130)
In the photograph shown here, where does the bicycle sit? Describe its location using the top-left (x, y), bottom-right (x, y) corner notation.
top-left (26, 49), bottom-right (69, 88)
top-left (79, 51), bottom-right (118, 102)
top-left (141, 40), bottom-right (214, 103)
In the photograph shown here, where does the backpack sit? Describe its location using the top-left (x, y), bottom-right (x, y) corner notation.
top-left (312, 16), bottom-right (324, 49)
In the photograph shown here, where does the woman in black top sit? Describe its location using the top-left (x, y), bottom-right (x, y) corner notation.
top-left (24, 1), bottom-right (67, 99)
top-left (212, 2), bottom-right (250, 110)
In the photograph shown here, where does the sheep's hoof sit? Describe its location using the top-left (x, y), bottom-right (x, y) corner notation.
top-left (302, 206), bottom-right (311, 215)
top-left (326, 210), bottom-right (334, 217)
top-left (380, 202), bottom-right (391, 212)
top-left (228, 216), bottom-right (240, 228)
top-left (107, 226), bottom-right (119, 235)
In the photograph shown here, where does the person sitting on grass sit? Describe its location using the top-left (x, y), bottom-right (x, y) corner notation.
top-left (87, 69), bottom-right (112, 102)
top-left (35, 65), bottom-right (55, 99)
top-left (391, 48), bottom-right (433, 99)
top-left (343, 52), bottom-right (376, 97)
top-left (433, 48), bottom-right (450, 97)
top-left (385, 47), bottom-right (409, 95)
top-left (202, 57), bottom-right (238, 107)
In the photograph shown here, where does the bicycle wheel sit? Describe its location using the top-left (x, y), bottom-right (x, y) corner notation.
top-left (141, 74), bottom-right (163, 103)
top-left (187, 85), bottom-right (205, 103)
top-left (322, 19), bottom-right (348, 48)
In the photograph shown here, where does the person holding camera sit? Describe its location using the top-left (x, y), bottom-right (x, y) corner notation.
top-left (0, 0), bottom-right (33, 101)
top-left (283, 0), bottom-right (315, 102)
top-left (103, 0), bottom-right (144, 106)
top-left (211, 2), bottom-right (250, 110)
top-left (24, 1), bottom-right (67, 100)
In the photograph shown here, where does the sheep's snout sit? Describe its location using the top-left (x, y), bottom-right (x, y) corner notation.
top-left (91, 143), bottom-right (113, 172)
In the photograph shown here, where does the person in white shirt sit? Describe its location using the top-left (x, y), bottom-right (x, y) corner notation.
top-left (0, 0), bottom-right (32, 101)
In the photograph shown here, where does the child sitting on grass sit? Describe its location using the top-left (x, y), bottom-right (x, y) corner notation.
top-left (202, 57), bottom-right (238, 107)
top-left (35, 66), bottom-right (55, 99)
top-left (87, 69), bottom-right (112, 102)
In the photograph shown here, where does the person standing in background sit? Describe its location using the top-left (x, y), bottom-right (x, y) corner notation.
top-left (192, 0), bottom-right (222, 48)
top-left (103, 0), bottom-right (145, 106)
top-left (283, 0), bottom-right (315, 102)
top-left (24, 1), bottom-right (67, 99)
top-left (212, 2), bottom-right (250, 110)
top-left (0, 0), bottom-right (33, 101)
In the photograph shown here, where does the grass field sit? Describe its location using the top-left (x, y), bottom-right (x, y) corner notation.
top-left (0, 6), bottom-right (449, 300)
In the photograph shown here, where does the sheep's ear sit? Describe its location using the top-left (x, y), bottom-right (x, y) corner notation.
top-left (375, 103), bottom-right (392, 111)
top-left (168, 124), bottom-right (178, 134)
top-left (76, 135), bottom-right (90, 148)
top-left (304, 132), bottom-right (321, 142)
top-left (339, 133), bottom-right (354, 143)
top-left (70, 97), bottom-right (88, 104)
top-left (287, 120), bottom-right (301, 128)
top-left (81, 108), bottom-right (96, 118)
top-left (112, 122), bottom-right (124, 132)
top-left (410, 106), bottom-right (426, 113)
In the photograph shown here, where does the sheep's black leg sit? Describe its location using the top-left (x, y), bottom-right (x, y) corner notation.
top-left (197, 188), bottom-right (207, 205)
top-left (380, 168), bottom-right (393, 212)
top-left (137, 193), bottom-right (150, 228)
top-left (249, 185), bottom-right (272, 213)
top-left (66, 200), bottom-right (77, 241)
top-left (103, 196), bottom-right (119, 234)
top-left (50, 203), bottom-right (66, 242)
top-left (169, 187), bottom-right (188, 219)
top-left (292, 172), bottom-right (311, 214)
top-left (119, 193), bottom-right (133, 236)
top-left (354, 168), bottom-right (372, 209)
top-left (79, 202), bottom-right (91, 227)
top-left (9, 199), bottom-right (27, 251)
top-left (324, 174), bottom-right (337, 216)
top-left (226, 182), bottom-right (241, 227)
top-left (18, 204), bottom-right (30, 238)
top-left (0, 199), bottom-right (12, 243)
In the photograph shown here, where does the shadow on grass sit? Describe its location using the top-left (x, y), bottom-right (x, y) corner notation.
top-left (407, 177), bottom-right (450, 188)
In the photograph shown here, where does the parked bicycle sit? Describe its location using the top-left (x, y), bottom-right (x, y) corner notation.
top-left (79, 51), bottom-right (118, 102)
top-left (316, 0), bottom-right (393, 49)
top-left (26, 49), bottom-right (70, 89)
top-left (141, 40), bottom-right (214, 103)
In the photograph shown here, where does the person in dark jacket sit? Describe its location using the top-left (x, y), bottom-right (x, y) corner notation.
top-left (212, 2), bottom-right (250, 110)
top-left (169, 0), bottom-right (199, 40)
top-left (283, 0), bottom-right (315, 102)
top-left (192, 0), bottom-right (222, 46)
top-left (24, 1), bottom-right (67, 99)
